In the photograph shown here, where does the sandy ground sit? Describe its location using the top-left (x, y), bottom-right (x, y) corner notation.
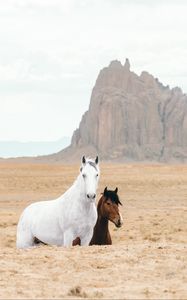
top-left (0, 163), bottom-right (187, 299)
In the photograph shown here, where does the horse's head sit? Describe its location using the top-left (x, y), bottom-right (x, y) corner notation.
top-left (100, 187), bottom-right (123, 228)
top-left (80, 156), bottom-right (100, 202)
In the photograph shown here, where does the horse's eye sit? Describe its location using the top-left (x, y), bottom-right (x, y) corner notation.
top-left (96, 174), bottom-right (99, 177)
top-left (106, 202), bottom-right (110, 205)
top-left (82, 174), bottom-right (86, 179)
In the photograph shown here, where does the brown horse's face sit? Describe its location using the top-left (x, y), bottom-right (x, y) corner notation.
top-left (101, 197), bottom-right (123, 228)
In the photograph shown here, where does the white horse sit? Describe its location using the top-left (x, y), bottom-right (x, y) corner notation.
top-left (16, 156), bottom-right (100, 249)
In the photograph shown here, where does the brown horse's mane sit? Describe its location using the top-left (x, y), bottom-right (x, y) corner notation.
top-left (101, 189), bottom-right (122, 206)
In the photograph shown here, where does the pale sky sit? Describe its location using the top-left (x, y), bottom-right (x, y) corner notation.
top-left (0, 0), bottom-right (187, 142)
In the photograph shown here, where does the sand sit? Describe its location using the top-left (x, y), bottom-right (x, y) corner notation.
top-left (0, 163), bottom-right (187, 299)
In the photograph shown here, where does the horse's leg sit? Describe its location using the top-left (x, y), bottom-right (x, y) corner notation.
top-left (63, 229), bottom-right (75, 247)
top-left (80, 229), bottom-right (93, 246)
top-left (106, 231), bottom-right (112, 245)
top-left (72, 237), bottom-right (81, 246)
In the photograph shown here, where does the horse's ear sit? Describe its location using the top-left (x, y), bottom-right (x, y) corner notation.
top-left (95, 156), bottom-right (99, 164)
top-left (114, 187), bottom-right (118, 194)
top-left (104, 187), bottom-right (107, 196)
top-left (82, 156), bottom-right (86, 165)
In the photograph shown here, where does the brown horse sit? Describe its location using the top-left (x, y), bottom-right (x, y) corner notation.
top-left (90, 187), bottom-right (123, 245)
top-left (73, 187), bottom-right (123, 246)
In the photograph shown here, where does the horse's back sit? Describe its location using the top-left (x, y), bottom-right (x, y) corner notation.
top-left (16, 199), bottom-right (61, 248)
top-left (18, 199), bottom-right (59, 225)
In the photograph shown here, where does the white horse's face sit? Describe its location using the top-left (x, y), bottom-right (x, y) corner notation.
top-left (80, 156), bottom-right (100, 202)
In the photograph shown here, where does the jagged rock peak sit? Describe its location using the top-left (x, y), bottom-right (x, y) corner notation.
top-left (140, 71), bottom-right (154, 80)
top-left (94, 58), bottom-right (132, 91)
top-left (109, 60), bottom-right (123, 69)
top-left (140, 71), bottom-right (157, 88)
top-left (124, 58), bottom-right (130, 70)
top-left (108, 58), bottom-right (130, 71)
top-left (57, 59), bottom-right (187, 163)
top-left (172, 86), bottom-right (183, 95)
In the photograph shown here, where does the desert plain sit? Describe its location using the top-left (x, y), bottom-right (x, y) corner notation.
top-left (0, 162), bottom-right (187, 299)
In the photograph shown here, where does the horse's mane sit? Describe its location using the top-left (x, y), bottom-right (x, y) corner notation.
top-left (87, 160), bottom-right (98, 170)
top-left (80, 157), bottom-right (99, 172)
top-left (102, 189), bottom-right (122, 206)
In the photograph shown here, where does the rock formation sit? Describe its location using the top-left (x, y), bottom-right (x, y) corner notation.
top-left (53, 59), bottom-right (187, 162)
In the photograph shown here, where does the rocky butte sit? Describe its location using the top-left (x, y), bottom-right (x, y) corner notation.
top-left (49, 59), bottom-right (187, 162)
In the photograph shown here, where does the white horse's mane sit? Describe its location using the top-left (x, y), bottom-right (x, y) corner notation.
top-left (80, 156), bottom-right (99, 172)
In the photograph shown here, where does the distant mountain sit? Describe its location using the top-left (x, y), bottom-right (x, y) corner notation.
top-left (46, 58), bottom-right (187, 163)
top-left (0, 137), bottom-right (70, 158)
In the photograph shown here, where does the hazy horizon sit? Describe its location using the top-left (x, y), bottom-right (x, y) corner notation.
top-left (0, 136), bottom-right (70, 158)
top-left (0, 0), bottom-right (187, 151)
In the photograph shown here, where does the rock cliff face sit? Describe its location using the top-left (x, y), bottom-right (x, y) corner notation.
top-left (58, 59), bottom-right (187, 162)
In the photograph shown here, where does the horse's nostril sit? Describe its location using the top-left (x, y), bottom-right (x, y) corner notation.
top-left (117, 219), bottom-right (122, 227)
top-left (87, 193), bottom-right (96, 200)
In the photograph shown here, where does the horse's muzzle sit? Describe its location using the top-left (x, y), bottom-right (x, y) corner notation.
top-left (87, 193), bottom-right (96, 201)
top-left (115, 220), bottom-right (122, 228)
top-left (114, 215), bottom-right (123, 228)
